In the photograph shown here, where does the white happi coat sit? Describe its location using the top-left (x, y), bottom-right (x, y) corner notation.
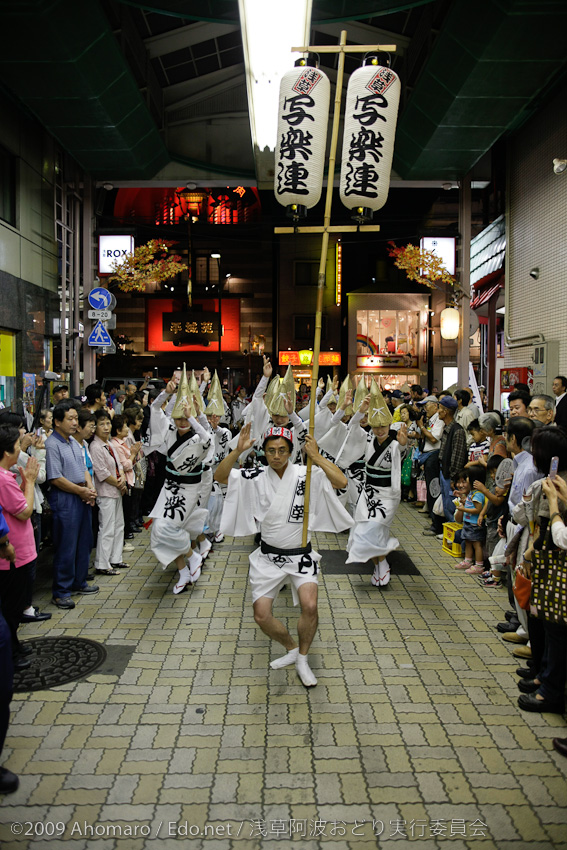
top-left (205, 423), bottom-right (232, 534)
top-left (221, 461), bottom-right (353, 601)
top-left (346, 428), bottom-right (404, 563)
top-left (149, 405), bottom-right (212, 567)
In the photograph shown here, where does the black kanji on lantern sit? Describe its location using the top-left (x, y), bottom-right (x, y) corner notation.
top-left (277, 161), bottom-right (310, 196)
top-left (343, 162), bottom-right (380, 198)
top-left (279, 128), bottom-right (314, 161)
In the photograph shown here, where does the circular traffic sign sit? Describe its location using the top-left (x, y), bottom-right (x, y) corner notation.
top-left (88, 287), bottom-right (116, 310)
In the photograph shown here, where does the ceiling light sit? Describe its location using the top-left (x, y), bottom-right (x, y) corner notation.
top-left (102, 182), bottom-right (114, 191)
top-left (553, 158), bottom-right (567, 174)
top-left (238, 0), bottom-right (313, 152)
top-left (211, 253), bottom-right (221, 259)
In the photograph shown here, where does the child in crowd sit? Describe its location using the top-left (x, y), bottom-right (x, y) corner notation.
top-left (475, 454), bottom-right (513, 588)
top-left (466, 419), bottom-right (490, 465)
top-left (454, 465), bottom-right (487, 574)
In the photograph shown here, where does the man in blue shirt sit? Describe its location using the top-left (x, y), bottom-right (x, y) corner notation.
top-left (46, 402), bottom-right (98, 609)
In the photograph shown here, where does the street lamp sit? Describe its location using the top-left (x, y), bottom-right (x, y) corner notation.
top-left (211, 253), bottom-right (223, 370)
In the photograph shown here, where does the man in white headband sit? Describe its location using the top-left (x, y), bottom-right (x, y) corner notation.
top-left (215, 423), bottom-right (352, 687)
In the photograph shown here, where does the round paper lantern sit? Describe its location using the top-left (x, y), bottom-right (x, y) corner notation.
top-left (298, 349), bottom-right (313, 365)
top-left (274, 62), bottom-right (330, 218)
top-left (440, 307), bottom-right (460, 340)
top-left (340, 61), bottom-right (401, 220)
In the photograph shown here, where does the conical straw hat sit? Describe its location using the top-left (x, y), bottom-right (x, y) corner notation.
top-left (264, 375), bottom-right (282, 414)
top-left (189, 370), bottom-right (204, 416)
top-left (205, 371), bottom-right (224, 416)
top-left (337, 375), bottom-right (354, 416)
top-left (171, 364), bottom-right (195, 419)
top-left (267, 365), bottom-right (295, 417)
top-left (326, 376), bottom-right (338, 404)
top-left (367, 378), bottom-right (393, 427)
top-left (353, 374), bottom-right (369, 412)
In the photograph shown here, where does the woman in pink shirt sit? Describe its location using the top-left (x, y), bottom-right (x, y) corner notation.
top-left (0, 425), bottom-right (39, 670)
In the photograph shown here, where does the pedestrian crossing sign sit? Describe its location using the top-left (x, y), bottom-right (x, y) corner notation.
top-left (88, 321), bottom-right (113, 347)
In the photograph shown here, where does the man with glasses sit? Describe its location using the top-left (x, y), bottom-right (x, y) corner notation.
top-left (528, 395), bottom-right (556, 427)
top-left (215, 424), bottom-right (352, 688)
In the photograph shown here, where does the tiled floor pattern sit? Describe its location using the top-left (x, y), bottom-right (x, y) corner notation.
top-left (0, 502), bottom-right (566, 850)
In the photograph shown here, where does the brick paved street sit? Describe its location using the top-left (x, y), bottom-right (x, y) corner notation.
top-left (0, 502), bottom-right (566, 849)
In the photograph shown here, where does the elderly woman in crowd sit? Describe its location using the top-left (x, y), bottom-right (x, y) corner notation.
top-left (476, 412), bottom-right (507, 465)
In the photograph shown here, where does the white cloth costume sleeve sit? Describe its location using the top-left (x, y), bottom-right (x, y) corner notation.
top-left (220, 464), bottom-right (353, 539)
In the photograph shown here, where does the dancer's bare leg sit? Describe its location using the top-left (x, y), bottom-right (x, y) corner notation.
top-left (295, 583), bottom-right (318, 687)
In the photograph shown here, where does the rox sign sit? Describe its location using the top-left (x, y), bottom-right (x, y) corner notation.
top-left (98, 235), bottom-right (135, 275)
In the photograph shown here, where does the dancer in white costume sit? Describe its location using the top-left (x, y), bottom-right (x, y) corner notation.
top-left (201, 371), bottom-right (231, 542)
top-left (149, 367), bottom-right (213, 594)
top-left (230, 356), bottom-right (306, 464)
top-left (345, 383), bottom-right (408, 587)
top-left (215, 424), bottom-right (353, 687)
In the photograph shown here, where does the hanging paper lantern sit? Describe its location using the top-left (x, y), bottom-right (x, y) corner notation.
top-left (340, 61), bottom-right (401, 221)
top-left (298, 349), bottom-right (313, 365)
top-left (274, 61), bottom-right (330, 219)
top-left (440, 307), bottom-right (460, 340)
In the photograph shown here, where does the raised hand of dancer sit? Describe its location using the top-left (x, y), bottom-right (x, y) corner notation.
top-left (263, 356), bottom-right (272, 379)
top-left (237, 423), bottom-right (255, 454)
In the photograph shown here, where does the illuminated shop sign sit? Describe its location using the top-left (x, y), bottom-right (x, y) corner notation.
top-left (279, 351), bottom-right (341, 366)
top-left (98, 235), bottom-right (135, 275)
top-left (357, 354), bottom-right (418, 369)
top-left (419, 237), bottom-right (455, 275)
top-left (163, 312), bottom-right (219, 343)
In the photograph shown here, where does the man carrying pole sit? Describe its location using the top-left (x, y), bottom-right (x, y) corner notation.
top-left (214, 424), bottom-right (352, 687)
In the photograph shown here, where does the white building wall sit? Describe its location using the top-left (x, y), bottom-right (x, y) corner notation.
top-left (504, 83), bottom-right (567, 381)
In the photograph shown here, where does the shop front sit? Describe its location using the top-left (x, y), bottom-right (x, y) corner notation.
top-left (348, 292), bottom-right (429, 390)
top-left (278, 350), bottom-right (341, 388)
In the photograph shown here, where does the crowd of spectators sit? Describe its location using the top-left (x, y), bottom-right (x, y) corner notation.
top-left (0, 372), bottom-right (566, 793)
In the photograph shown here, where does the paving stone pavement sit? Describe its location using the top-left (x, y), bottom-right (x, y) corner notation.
top-left (0, 503), bottom-right (566, 850)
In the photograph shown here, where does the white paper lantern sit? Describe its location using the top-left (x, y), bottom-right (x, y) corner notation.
top-left (340, 62), bottom-right (401, 219)
top-left (440, 307), bottom-right (460, 340)
top-left (274, 64), bottom-right (330, 215)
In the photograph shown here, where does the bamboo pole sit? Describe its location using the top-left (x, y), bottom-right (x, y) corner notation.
top-left (301, 29), bottom-right (348, 547)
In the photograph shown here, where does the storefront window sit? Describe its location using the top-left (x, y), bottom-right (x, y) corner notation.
top-left (357, 309), bottom-right (419, 357)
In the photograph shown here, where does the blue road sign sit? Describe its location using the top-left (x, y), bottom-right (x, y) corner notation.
top-left (88, 287), bottom-right (113, 309)
top-left (88, 321), bottom-right (113, 347)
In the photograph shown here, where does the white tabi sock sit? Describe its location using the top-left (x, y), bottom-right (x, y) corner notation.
top-left (295, 653), bottom-right (317, 687)
top-left (188, 551), bottom-right (202, 582)
top-left (270, 647), bottom-right (299, 669)
top-left (198, 538), bottom-right (212, 559)
top-left (173, 566), bottom-right (191, 595)
top-left (371, 558), bottom-right (390, 587)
